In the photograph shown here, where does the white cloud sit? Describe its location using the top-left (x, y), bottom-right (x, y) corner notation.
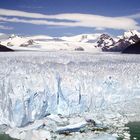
top-left (0, 8), bottom-right (50, 19)
top-left (0, 25), bottom-right (13, 30)
top-left (0, 8), bottom-right (139, 30)
top-left (95, 27), bottom-right (105, 31)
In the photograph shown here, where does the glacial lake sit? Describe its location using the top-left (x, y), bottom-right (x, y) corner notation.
top-left (0, 134), bottom-right (18, 140)
top-left (126, 122), bottom-right (140, 140)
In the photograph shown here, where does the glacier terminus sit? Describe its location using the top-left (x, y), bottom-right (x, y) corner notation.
top-left (0, 52), bottom-right (140, 140)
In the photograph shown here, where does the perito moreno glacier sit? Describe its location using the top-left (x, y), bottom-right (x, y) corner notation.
top-left (0, 52), bottom-right (140, 129)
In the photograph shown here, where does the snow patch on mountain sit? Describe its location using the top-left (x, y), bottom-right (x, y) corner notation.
top-left (61, 33), bottom-right (101, 43)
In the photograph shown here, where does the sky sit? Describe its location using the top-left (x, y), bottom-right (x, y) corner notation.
top-left (0, 0), bottom-right (140, 36)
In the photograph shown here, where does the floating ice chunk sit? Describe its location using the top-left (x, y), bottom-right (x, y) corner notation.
top-left (56, 121), bottom-right (87, 134)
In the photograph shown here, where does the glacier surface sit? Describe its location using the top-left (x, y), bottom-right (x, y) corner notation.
top-left (0, 52), bottom-right (140, 127)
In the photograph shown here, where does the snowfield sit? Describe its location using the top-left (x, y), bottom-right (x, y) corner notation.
top-left (0, 34), bottom-right (101, 52)
top-left (0, 52), bottom-right (140, 140)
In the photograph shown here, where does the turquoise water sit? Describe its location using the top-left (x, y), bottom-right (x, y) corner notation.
top-left (0, 134), bottom-right (18, 140)
top-left (126, 122), bottom-right (140, 140)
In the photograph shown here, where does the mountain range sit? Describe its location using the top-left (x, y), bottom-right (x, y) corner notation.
top-left (0, 30), bottom-right (140, 52)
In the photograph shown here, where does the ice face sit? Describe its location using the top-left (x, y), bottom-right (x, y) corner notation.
top-left (0, 52), bottom-right (140, 127)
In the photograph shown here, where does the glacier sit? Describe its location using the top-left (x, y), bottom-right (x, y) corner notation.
top-left (0, 52), bottom-right (140, 128)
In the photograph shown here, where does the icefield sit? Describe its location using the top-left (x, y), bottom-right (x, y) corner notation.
top-left (0, 52), bottom-right (140, 128)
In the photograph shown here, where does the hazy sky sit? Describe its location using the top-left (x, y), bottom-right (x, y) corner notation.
top-left (0, 0), bottom-right (140, 36)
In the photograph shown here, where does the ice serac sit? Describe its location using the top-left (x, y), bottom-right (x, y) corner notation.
top-left (0, 52), bottom-right (140, 127)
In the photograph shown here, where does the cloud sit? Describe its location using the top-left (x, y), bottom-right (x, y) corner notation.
top-left (128, 13), bottom-right (140, 19)
top-left (0, 8), bottom-right (50, 19)
top-left (95, 27), bottom-right (105, 31)
top-left (0, 8), bottom-right (139, 31)
top-left (0, 25), bottom-right (13, 30)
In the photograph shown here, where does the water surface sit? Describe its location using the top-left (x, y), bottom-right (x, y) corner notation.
top-left (0, 134), bottom-right (18, 140)
top-left (127, 122), bottom-right (140, 140)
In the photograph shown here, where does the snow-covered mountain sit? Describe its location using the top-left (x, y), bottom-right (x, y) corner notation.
top-left (123, 30), bottom-right (140, 39)
top-left (96, 30), bottom-right (140, 52)
top-left (95, 34), bottom-right (115, 48)
top-left (0, 30), bottom-right (140, 52)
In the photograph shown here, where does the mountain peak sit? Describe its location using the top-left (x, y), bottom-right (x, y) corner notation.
top-left (124, 30), bottom-right (140, 39)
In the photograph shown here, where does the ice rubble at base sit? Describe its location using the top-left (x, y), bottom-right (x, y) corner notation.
top-left (5, 113), bottom-right (127, 140)
top-left (5, 112), bottom-right (132, 140)
top-left (0, 52), bottom-right (140, 139)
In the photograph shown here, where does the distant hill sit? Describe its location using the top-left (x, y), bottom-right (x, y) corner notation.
top-left (0, 44), bottom-right (14, 52)
top-left (122, 41), bottom-right (140, 54)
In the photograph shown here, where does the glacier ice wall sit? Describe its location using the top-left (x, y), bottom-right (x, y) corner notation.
top-left (0, 52), bottom-right (140, 127)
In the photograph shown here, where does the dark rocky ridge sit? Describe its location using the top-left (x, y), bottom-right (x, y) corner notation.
top-left (0, 44), bottom-right (14, 52)
top-left (122, 41), bottom-right (140, 54)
